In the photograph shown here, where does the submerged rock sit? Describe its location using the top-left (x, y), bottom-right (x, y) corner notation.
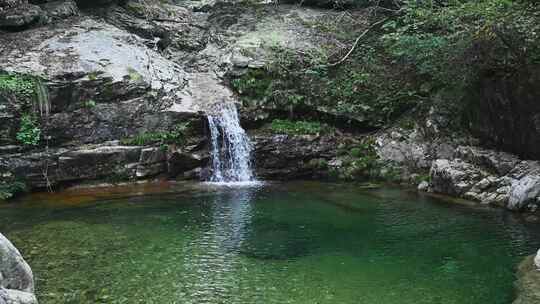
top-left (0, 233), bottom-right (37, 304)
top-left (513, 254), bottom-right (540, 304)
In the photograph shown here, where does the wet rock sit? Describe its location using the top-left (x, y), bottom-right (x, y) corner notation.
top-left (57, 146), bottom-right (142, 181)
top-left (179, 167), bottom-right (202, 180)
top-left (167, 150), bottom-right (207, 178)
top-left (252, 133), bottom-right (337, 179)
top-left (0, 233), bottom-right (37, 304)
top-left (136, 147), bottom-right (166, 178)
top-left (513, 254), bottom-right (540, 304)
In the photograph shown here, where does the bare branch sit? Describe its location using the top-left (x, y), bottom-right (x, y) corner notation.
top-left (328, 17), bottom-right (388, 67)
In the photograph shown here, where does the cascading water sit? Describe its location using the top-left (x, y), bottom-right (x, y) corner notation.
top-left (207, 103), bottom-right (256, 183)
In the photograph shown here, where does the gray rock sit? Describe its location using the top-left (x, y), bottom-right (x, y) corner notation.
top-left (57, 146), bottom-right (142, 181)
top-left (417, 181), bottom-right (429, 192)
top-left (0, 2), bottom-right (43, 29)
top-left (0, 233), bottom-right (37, 304)
top-left (136, 147), bottom-right (167, 178)
top-left (456, 146), bottom-right (520, 175)
top-left (508, 175), bottom-right (540, 211)
top-left (430, 159), bottom-right (485, 196)
top-left (0, 288), bottom-right (38, 304)
top-left (40, 0), bottom-right (78, 21)
top-left (167, 150), bottom-right (207, 178)
top-left (252, 133), bottom-right (337, 180)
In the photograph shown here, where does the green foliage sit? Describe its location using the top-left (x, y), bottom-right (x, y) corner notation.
top-left (0, 181), bottom-right (27, 200)
top-left (127, 67), bottom-right (143, 82)
top-left (233, 39), bottom-right (418, 128)
top-left (84, 99), bottom-right (97, 108)
top-left (269, 119), bottom-right (334, 135)
top-left (16, 114), bottom-right (41, 146)
top-left (121, 123), bottom-right (189, 147)
top-left (231, 69), bottom-right (273, 99)
top-left (0, 73), bottom-right (36, 97)
top-left (348, 140), bottom-right (378, 171)
top-left (88, 72), bottom-right (98, 81)
top-left (382, 0), bottom-right (540, 97)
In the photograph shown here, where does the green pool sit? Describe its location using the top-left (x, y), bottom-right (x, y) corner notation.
top-left (1, 181), bottom-right (539, 304)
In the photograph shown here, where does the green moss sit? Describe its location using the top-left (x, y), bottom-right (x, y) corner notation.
top-left (16, 114), bottom-right (41, 146)
top-left (127, 67), bottom-right (143, 82)
top-left (88, 72), bottom-right (99, 81)
top-left (269, 119), bottom-right (334, 135)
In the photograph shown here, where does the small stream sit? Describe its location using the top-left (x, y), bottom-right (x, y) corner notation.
top-left (1, 182), bottom-right (540, 304)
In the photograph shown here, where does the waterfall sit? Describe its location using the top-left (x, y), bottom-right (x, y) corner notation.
top-left (207, 103), bottom-right (256, 184)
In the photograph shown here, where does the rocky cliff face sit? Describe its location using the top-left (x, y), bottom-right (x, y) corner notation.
top-left (464, 67), bottom-right (540, 160)
top-left (0, 0), bottom-right (346, 196)
top-left (1, 0), bottom-right (540, 218)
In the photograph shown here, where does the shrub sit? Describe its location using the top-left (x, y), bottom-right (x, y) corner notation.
top-left (0, 181), bottom-right (27, 200)
top-left (0, 73), bottom-right (35, 97)
top-left (16, 114), bottom-right (41, 146)
top-left (121, 123), bottom-right (189, 147)
top-left (269, 119), bottom-right (334, 135)
top-left (84, 99), bottom-right (97, 108)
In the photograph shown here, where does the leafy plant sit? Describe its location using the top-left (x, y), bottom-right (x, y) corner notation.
top-left (16, 114), bottom-right (41, 146)
top-left (0, 181), bottom-right (27, 200)
top-left (0, 73), bottom-right (36, 97)
top-left (269, 119), bottom-right (334, 135)
top-left (84, 99), bottom-right (97, 108)
top-left (121, 123), bottom-right (189, 147)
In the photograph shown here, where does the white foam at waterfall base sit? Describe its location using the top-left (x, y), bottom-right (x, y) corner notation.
top-left (206, 103), bottom-right (261, 186)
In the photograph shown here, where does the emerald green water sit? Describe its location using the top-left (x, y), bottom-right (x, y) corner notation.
top-left (1, 181), bottom-right (540, 304)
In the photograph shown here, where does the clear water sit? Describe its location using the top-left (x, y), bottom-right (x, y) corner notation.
top-left (207, 103), bottom-right (255, 183)
top-left (1, 181), bottom-right (540, 304)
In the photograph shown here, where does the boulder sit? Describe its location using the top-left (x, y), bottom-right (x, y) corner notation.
top-left (167, 150), bottom-right (207, 178)
top-left (417, 181), bottom-right (429, 192)
top-left (508, 176), bottom-right (540, 211)
top-left (456, 146), bottom-right (520, 175)
top-left (39, 0), bottom-right (79, 21)
top-left (0, 233), bottom-right (37, 304)
top-left (430, 159), bottom-right (486, 196)
top-left (0, 1), bottom-right (43, 29)
top-left (136, 147), bottom-right (167, 178)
